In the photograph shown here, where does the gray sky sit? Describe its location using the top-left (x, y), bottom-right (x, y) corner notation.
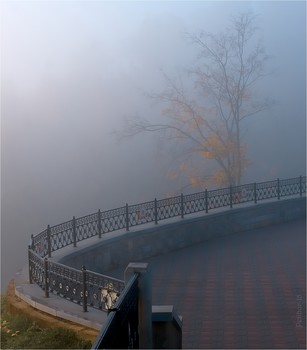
top-left (1, 1), bottom-right (306, 290)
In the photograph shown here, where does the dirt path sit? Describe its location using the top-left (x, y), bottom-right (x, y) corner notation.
top-left (5, 279), bottom-right (99, 343)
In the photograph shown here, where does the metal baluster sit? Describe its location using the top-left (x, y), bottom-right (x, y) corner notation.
top-left (98, 209), bottom-right (102, 238)
top-left (230, 186), bottom-right (233, 208)
top-left (154, 199), bottom-right (158, 225)
top-left (72, 216), bottom-right (77, 247)
top-left (126, 203), bottom-right (129, 231)
top-left (277, 178), bottom-right (280, 200)
top-left (205, 189), bottom-right (208, 213)
top-left (180, 193), bottom-right (184, 219)
top-left (299, 176), bottom-right (302, 197)
top-left (254, 182), bottom-right (257, 204)
top-left (47, 225), bottom-right (51, 258)
top-left (82, 265), bottom-right (88, 312)
top-left (28, 248), bottom-right (32, 284)
top-left (29, 234), bottom-right (34, 250)
top-left (44, 258), bottom-right (49, 298)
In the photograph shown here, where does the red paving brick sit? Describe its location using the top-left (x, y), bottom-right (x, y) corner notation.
top-left (154, 219), bottom-right (306, 348)
top-left (109, 219), bottom-right (306, 348)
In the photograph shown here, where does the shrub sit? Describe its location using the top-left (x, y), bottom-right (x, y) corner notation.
top-left (0, 296), bottom-right (91, 349)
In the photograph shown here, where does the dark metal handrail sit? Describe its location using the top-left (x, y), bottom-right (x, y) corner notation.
top-left (91, 273), bottom-right (139, 349)
top-left (28, 249), bottom-right (125, 312)
top-left (28, 176), bottom-right (306, 312)
top-left (30, 176), bottom-right (306, 258)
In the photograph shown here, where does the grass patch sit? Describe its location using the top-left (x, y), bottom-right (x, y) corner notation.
top-left (1, 295), bottom-right (92, 349)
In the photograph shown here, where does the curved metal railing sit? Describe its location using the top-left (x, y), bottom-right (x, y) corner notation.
top-left (28, 176), bottom-right (306, 311)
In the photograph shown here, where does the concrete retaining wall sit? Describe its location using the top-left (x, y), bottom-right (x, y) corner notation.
top-left (59, 197), bottom-right (306, 273)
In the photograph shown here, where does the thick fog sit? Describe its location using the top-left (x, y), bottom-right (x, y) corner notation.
top-left (1, 1), bottom-right (306, 291)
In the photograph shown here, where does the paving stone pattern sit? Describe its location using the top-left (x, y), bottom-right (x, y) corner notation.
top-left (109, 219), bottom-right (306, 349)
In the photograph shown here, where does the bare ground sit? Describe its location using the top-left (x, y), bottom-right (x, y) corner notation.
top-left (5, 279), bottom-right (99, 343)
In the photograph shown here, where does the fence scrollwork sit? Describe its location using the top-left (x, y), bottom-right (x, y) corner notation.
top-left (28, 176), bottom-right (306, 312)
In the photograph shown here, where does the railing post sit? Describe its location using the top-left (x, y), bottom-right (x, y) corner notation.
top-left (72, 216), bottom-right (77, 247)
top-left (299, 176), bottom-right (302, 197)
top-left (180, 193), bottom-right (184, 219)
top-left (154, 198), bottom-right (158, 225)
top-left (29, 234), bottom-right (34, 250)
top-left (125, 263), bottom-right (152, 349)
top-left (126, 203), bottom-right (129, 231)
top-left (44, 258), bottom-right (49, 298)
top-left (254, 182), bottom-right (257, 204)
top-left (205, 189), bottom-right (208, 213)
top-left (28, 248), bottom-right (32, 284)
top-left (277, 178), bottom-right (280, 200)
top-left (82, 265), bottom-right (88, 312)
top-left (98, 209), bottom-right (102, 238)
top-left (230, 186), bottom-right (233, 208)
top-left (47, 225), bottom-right (51, 258)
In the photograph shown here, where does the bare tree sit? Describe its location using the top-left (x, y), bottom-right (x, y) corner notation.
top-left (125, 12), bottom-right (271, 188)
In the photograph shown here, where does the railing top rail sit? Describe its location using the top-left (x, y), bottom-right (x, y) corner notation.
top-left (32, 176), bottom-right (305, 240)
top-left (90, 273), bottom-right (139, 349)
top-left (157, 193), bottom-right (181, 201)
top-left (87, 269), bottom-right (125, 284)
top-left (257, 179), bottom-right (278, 186)
top-left (280, 176), bottom-right (306, 183)
top-left (32, 228), bottom-right (47, 239)
top-left (75, 211), bottom-right (98, 222)
top-left (28, 175), bottom-right (305, 315)
top-left (47, 259), bottom-right (84, 274)
top-left (28, 248), bottom-right (45, 259)
top-left (49, 218), bottom-right (73, 231)
top-left (115, 272), bottom-right (138, 303)
top-left (129, 199), bottom-right (155, 208)
top-left (101, 205), bottom-right (126, 215)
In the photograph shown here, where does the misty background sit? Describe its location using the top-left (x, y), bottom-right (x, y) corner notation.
top-left (1, 1), bottom-right (306, 292)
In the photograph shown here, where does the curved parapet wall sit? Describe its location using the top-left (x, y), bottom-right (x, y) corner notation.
top-left (27, 176), bottom-right (306, 312)
top-left (60, 197), bottom-right (306, 274)
top-left (30, 177), bottom-right (306, 259)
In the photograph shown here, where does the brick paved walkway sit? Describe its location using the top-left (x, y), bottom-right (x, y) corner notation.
top-left (108, 219), bottom-right (306, 349)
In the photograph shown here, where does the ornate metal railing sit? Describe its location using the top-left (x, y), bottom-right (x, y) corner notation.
top-left (28, 249), bottom-right (125, 312)
top-left (30, 176), bottom-right (306, 258)
top-left (91, 273), bottom-right (139, 349)
top-left (28, 176), bottom-right (306, 312)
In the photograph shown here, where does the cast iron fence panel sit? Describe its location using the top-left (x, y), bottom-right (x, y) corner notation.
top-left (232, 183), bottom-right (255, 204)
top-left (31, 229), bottom-right (48, 257)
top-left (184, 191), bottom-right (207, 214)
top-left (91, 273), bottom-right (139, 349)
top-left (208, 187), bottom-right (231, 209)
top-left (28, 245), bottom-right (126, 311)
top-left (157, 196), bottom-right (182, 220)
top-left (28, 176), bottom-right (306, 313)
top-left (76, 212), bottom-right (98, 242)
top-left (28, 249), bottom-right (45, 288)
top-left (31, 176), bottom-right (306, 257)
top-left (280, 177), bottom-right (302, 197)
top-left (50, 220), bottom-right (74, 251)
top-left (86, 270), bottom-right (125, 311)
top-left (101, 206), bottom-right (126, 233)
top-left (129, 201), bottom-right (155, 226)
top-left (48, 261), bottom-right (84, 304)
top-left (256, 180), bottom-right (278, 201)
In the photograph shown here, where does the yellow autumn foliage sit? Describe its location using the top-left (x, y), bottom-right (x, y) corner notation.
top-left (201, 150), bottom-right (214, 159)
top-left (212, 170), bottom-right (227, 186)
top-left (190, 177), bottom-right (200, 186)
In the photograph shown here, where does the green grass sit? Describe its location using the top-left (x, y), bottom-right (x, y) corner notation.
top-left (0, 296), bottom-right (92, 349)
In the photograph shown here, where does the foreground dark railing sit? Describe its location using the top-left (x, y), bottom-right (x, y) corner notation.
top-left (92, 273), bottom-right (139, 349)
top-left (28, 176), bottom-right (306, 312)
top-left (28, 249), bottom-right (125, 312)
